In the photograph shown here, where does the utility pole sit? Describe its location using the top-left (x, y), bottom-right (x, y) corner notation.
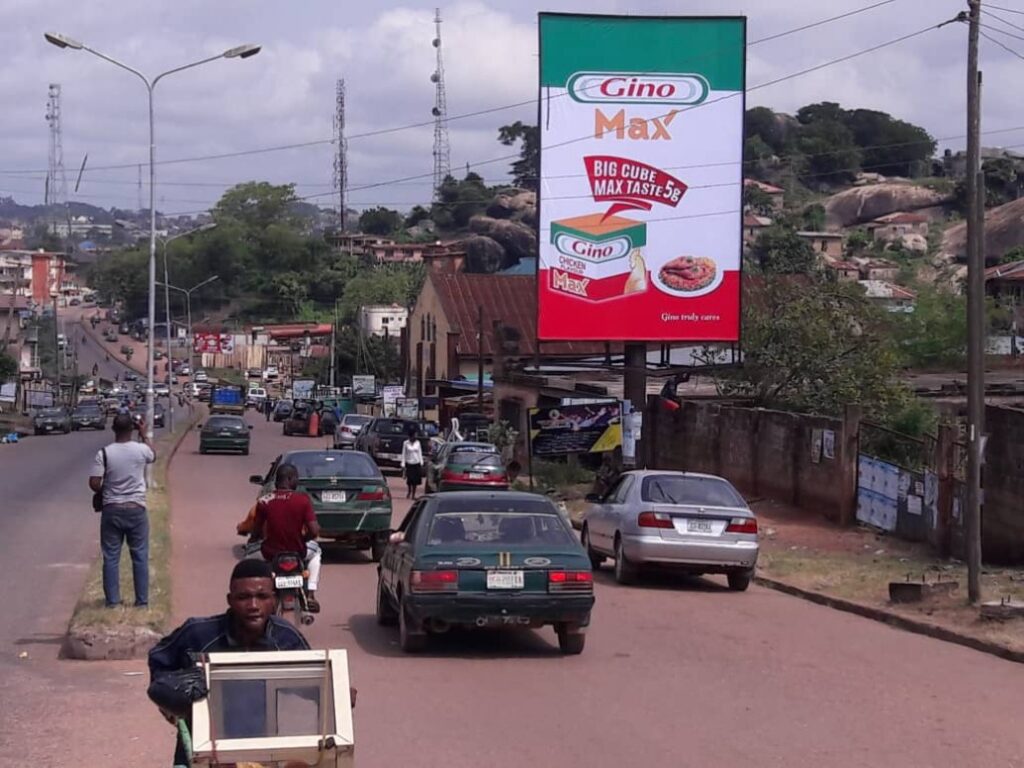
top-left (965, 0), bottom-right (984, 604)
top-left (52, 294), bottom-right (60, 402)
top-left (623, 343), bottom-right (647, 468)
top-left (477, 305), bottom-right (484, 412)
top-left (330, 302), bottom-right (337, 389)
top-left (333, 79), bottom-right (348, 232)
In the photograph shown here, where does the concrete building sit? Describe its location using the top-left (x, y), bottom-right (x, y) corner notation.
top-left (359, 304), bottom-right (408, 338)
top-left (797, 231), bottom-right (845, 260)
top-left (0, 250), bottom-right (67, 303)
top-left (865, 212), bottom-right (930, 252)
top-left (743, 179), bottom-right (785, 211)
top-left (859, 280), bottom-right (916, 313)
top-left (742, 213), bottom-right (772, 249)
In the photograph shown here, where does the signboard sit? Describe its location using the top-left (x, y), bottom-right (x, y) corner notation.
top-left (381, 385), bottom-right (405, 404)
top-left (397, 398), bottom-right (420, 420)
top-left (292, 378), bottom-right (316, 399)
top-left (352, 375), bottom-right (376, 398)
top-left (193, 332), bottom-right (233, 354)
top-left (0, 382), bottom-right (16, 404)
top-left (529, 402), bottom-right (622, 457)
top-left (537, 14), bottom-right (745, 342)
top-left (25, 387), bottom-right (54, 409)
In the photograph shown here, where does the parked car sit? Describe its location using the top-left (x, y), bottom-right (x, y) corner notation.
top-left (118, 322), bottom-right (130, 335)
top-left (245, 387), bottom-right (268, 409)
top-left (193, 369), bottom-right (209, 384)
top-left (246, 367), bottom-right (263, 380)
top-left (33, 407), bottom-right (71, 435)
top-left (123, 371), bottom-right (138, 382)
top-left (196, 383), bottom-right (212, 403)
top-left (153, 382), bottom-right (170, 397)
top-left (376, 491), bottom-right (594, 653)
top-left (198, 415), bottom-right (252, 455)
top-left (262, 365), bottom-right (279, 383)
top-left (248, 449), bottom-right (392, 559)
top-left (580, 470), bottom-right (759, 590)
top-left (178, 363), bottom-right (192, 376)
top-left (272, 399), bottom-right (293, 422)
top-left (425, 441), bottom-right (503, 492)
top-left (71, 404), bottom-right (106, 431)
top-left (333, 413), bottom-right (372, 450)
top-left (355, 417), bottom-right (424, 468)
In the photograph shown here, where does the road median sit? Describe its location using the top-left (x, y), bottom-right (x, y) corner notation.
top-left (63, 402), bottom-right (201, 660)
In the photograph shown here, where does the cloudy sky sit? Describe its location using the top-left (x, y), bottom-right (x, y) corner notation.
top-left (1, 0), bottom-right (1021, 216)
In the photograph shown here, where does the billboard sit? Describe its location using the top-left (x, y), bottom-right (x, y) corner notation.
top-left (529, 402), bottom-right (622, 457)
top-left (351, 375), bottom-right (376, 398)
top-left (193, 332), bottom-right (233, 354)
top-left (537, 14), bottom-right (745, 342)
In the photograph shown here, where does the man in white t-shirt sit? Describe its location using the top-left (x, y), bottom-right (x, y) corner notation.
top-left (88, 413), bottom-right (156, 607)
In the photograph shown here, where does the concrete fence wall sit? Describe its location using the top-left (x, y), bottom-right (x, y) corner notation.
top-left (983, 405), bottom-right (1024, 564)
top-left (646, 399), bottom-right (858, 524)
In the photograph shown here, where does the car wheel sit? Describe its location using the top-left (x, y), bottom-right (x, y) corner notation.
top-left (370, 537), bottom-right (387, 563)
top-left (614, 536), bottom-right (638, 585)
top-left (398, 597), bottom-right (427, 653)
top-left (376, 578), bottom-right (397, 626)
top-left (727, 569), bottom-right (753, 592)
top-left (556, 626), bottom-right (586, 655)
top-left (581, 525), bottom-right (605, 569)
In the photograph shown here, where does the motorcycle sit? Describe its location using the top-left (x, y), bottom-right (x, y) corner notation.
top-left (270, 551), bottom-right (316, 627)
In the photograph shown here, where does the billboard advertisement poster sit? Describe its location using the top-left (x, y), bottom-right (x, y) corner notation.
top-left (537, 14), bottom-right (745, 342)
top-left (292, 379), bottom-right (316, 399)
top-left (352, 375), bottom-right (376, 397)
top-left (397, 398), bottom-right (419, 420)
top-left (193, 332), bottom-right (233, 353)
top-left (529, 402), bottom-right (622, 457)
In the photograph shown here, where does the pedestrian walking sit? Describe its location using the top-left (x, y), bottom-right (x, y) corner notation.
top-left (88, 413), bottom-right (156, 607)
top-left (401, 424), bottom-right (424, 499)
top-left (264, 397), bottom-right (273, 422)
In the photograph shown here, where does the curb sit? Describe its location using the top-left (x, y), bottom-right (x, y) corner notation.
top-left (754, 575), bottom-right (1024, 665)
top-left (62, 405), bottom-right (202, 660)
top-left (78, 317), bottom-right (148, 376)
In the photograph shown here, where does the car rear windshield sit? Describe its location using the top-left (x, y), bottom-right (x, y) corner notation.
top-left (449, 443), bottom-right (497, 454)
top-left (39, 408), bottom-right (64, 416)
top-left (641, 475), bottom-right (746, 507)
top-left (447, 452), bottom-right (503, 469)
top-left (75, 405), bottom-right (101, 413)
top-left (206, 417), bottom-right (245, 430)
top-left (287, 452), bottom-right (380, 479)
top-left (375, 419), bottom-right (413, 435)
top-left (427, 510), bottom-right (574, 547)
top-left (342, 414), bottom-right (371, 426)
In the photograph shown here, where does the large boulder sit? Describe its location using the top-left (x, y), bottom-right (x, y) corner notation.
top-left (824, 183), bottom-right (952, 229)
top-left (461, 235), bottom-right (510, 274)
top-left (939, 196), bottom-right (1024, 266)
top-left (468, 215), bottom-right (538, 263)
top-left (487, 189), bottom-right (537, 226)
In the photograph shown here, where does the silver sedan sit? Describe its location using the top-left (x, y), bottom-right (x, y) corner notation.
top-left (581, 470), bottom-right (758, 590)
top-left (333, 413), bottom-right (372, 450)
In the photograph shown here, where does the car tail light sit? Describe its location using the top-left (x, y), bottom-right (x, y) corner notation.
top-left (726, 517), bottom-right (758, 535)
top-left (341, 426), bottom-right (352, 434)
top-left (411, 570), bottom-right (458, 593)
top-left (357, 486), bottom-right (389, 502)
top-left (276, 558), bottom-right (300, 573)
top-left (637, 511), bottom-right (674, 529)
top-left (548, 570), bottom-right (594, 593)
top-left (441, 468), bottom-right (464, 482)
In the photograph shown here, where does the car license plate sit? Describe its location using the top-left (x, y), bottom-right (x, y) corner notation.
top-left (486, 570), bottom-right (524, 589)
top-left (275, 575), bottom-right (303, 589)
top-left (322, 490), bottom-right (347, 503)
top-left (685, 518), bottom-right (714, 534)
top-left (468, 472), bottom-right (485, 480)
top-left (380, 453), bottom-right (399, 461)
top-left (44, 424), bottom-right (54, 430)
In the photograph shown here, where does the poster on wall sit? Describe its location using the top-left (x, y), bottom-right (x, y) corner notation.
top-left (193, 332), bottom-right (233, 353)
top-left (529, 402), bottom-right (622, 457)
top-left (537, 14), bottom-right (745, 342)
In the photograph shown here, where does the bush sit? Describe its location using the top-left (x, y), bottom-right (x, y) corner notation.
top-left (532, 459), bottom-right (595, 491)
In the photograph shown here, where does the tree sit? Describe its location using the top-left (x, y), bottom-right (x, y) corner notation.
top-left (743, 135), bottom-right (776, 180)
top-left (497, 122), bottom-right (539, 190)
top-left (405, 205), bottom-right (431, 228)
top-left (891, 286), bottom-right (968, 369)
top-left (999, 245), bottom-right (1024, 265)
top-left (843, 108), bottom-right (936, 177)
top-left (752, 226), bottom-right (818, 274)
top-left (213, 182), bottom-right (300, 236)
top-left (743, 183), bottom-right (775, 216)
top-left (796, 119), bottom-right (861, 184)
top-left (0, 348), bottom-right (17, 382)
top-left (801, 204), bottom-right (826, 232)
top-left (358, 207), bottom-right (403, 236)
top-left (713, 275), bottom-right (908, 417)
top-left (744, 107), bottom-right (788, 154)
top-left (431, 172), bottom-right (494, 229)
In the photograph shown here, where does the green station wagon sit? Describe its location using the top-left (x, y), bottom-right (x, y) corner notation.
top-left (198, 415), bottom-right (252, 455)
top-left (249, 450), bottom-right (393, 560)
top-left (377, 492), bottom-right (595, 654)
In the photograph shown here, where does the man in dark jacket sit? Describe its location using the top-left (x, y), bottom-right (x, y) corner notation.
top-left (147, 559), bottom-right (309, 766)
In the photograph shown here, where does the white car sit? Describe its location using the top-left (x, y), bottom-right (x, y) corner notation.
top-left (262, 366), bottom-right (279, 382)
top-left (193, 369), bottom-right (209, 383)
top-left (246, 387), bottom-right (267, 409)
top-left (153, 382), bottom-right (171, 397)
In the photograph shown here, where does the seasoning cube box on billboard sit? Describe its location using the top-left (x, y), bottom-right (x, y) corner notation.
top-left (549, 213), bottom-right (648, 302)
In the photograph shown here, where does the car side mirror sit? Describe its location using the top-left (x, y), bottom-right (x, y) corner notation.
top-left (585, 493), bottom-right (601, 503)
top-left (388, 531), bottom-right (405, 545)
top-left (249, 474), bottom-right (263, 484)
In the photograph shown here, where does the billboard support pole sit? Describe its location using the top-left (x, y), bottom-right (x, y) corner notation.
top-left (623, 343), bottom-right (646, 468)
top-left (526, 413), bottom-right (535, 492)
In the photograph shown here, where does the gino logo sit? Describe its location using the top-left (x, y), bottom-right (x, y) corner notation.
top-left (553, 233), bottom-right (631, 263)
top-left (567, 72), bottom-right (709, 105)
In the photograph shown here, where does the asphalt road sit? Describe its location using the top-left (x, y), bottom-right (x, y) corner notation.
top-left (163, 415), bottom-right (1024, 768)
top-left (0, 319), bottom-right (185, 766)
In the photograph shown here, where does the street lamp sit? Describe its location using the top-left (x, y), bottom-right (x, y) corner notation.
top-left (45, 32), bottom-right (259, 448)
top-left (156, 275), bottom-right (219, 373)
top-left (160, 222), bottom-right (217, 429)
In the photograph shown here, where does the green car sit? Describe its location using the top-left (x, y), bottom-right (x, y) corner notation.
top-left (198, 415), bottom-right (252, 455)
top-left (376, 491), bottom-right (595, 654)
top-left (249, 450), bottom-right (393, 560)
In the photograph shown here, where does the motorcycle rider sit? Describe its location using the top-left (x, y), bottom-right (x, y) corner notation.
top-left (253, 463), bottom-right (322, 612)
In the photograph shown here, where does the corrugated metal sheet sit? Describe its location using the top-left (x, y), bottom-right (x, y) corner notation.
top-left (429, 273), bottom-right (608, 358)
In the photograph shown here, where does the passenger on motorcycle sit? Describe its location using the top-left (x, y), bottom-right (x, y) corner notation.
top-left (253, 463), bottom-right (322, 613)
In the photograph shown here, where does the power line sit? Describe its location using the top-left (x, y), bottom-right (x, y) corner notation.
top-left (980, 29), bottom-right (1024, 60)
top-left (984, 8), bottom-right (1024, 33)
top-left (986, 4), bottom-right (1024, 15)
top-left (976, 19), bottom-right (1024, 42)
top-left (0, 0), bottom-right (909, 178)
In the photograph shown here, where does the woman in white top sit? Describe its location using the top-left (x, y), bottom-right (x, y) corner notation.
top-left (401, 424), bottom-right (424, 499)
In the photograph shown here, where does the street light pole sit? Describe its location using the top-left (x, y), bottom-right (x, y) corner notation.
top-left (157, 275), bottom-right (219, 375)
top-left (160, 223), bottom-right (216, 431)
top-left (44, 32), bottom-right (260, 454)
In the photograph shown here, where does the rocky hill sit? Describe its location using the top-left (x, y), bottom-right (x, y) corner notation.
top-left (938, 196), bottom-right (1024, 272)
top-left (823, 183), bottom-right (951, 229)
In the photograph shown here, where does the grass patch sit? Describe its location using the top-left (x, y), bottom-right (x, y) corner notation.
top-left (207, 367), bottom-right (246, 385)
top-left (531, 459), bottom-right (595, 491)
top-left (68, 410), bottom-right (198, 634)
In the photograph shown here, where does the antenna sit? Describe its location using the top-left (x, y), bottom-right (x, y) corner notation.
top-left (45, 83), bottom-right (68, 237)
top-left (431, 8), bottom-right (451, 201)
top-left (333, 79), bottom-right (348, 232)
